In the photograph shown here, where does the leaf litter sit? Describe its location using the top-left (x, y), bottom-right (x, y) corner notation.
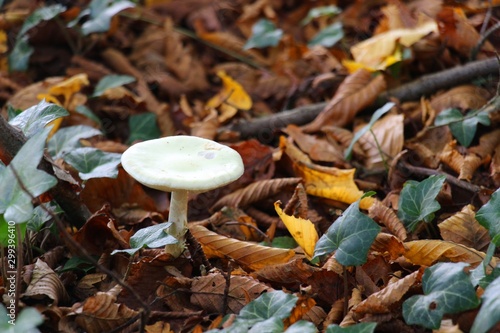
top-left (0, 0), bottom-right (500, 332)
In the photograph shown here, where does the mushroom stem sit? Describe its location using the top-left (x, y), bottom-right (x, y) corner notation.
top-left (166, 189), bottom-right (188, 257)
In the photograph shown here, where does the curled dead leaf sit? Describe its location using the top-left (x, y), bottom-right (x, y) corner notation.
top-left (189, 224), bottom-right (296, 271)
top-left (369, 200), bottom-right (407, 241)
top-left (22, 259), bottom-right (69, 305)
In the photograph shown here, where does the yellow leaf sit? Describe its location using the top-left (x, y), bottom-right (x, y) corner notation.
top-left (350, 21), bottom-right (437, 70)
top-left (206, 71), bottom-right (252, 111)
top-left (275, 201), bottom-right (318, 259)
top-left (281, 137), bottom-right (374, 209)
top-left (48, 73), bottom-right (89, 105)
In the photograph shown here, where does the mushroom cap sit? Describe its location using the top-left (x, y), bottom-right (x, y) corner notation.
top-left (121, 136), bottom-right (244, 192)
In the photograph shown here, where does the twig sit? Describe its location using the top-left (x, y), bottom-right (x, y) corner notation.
top-left (222, 262), bottom-right (233, 316)
top-left (0, 115), bottom-right (91, 227)
top-left (396, 160), bottom-right (482, 193)
top-left (219, 57), bottom-right (499, 141)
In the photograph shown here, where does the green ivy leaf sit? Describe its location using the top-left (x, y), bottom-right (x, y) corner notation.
top-left (112, 222), bottom-right (177, 255)
top-left (6, 105), bottom-right (21, 120)
top-left (26, 203), bottom-right (59, 233)
top-left (63, 147), bottom-right (121, 180)
top-left (313, 199), bottom-right (380, 266)
top-left (344, 102), bottom-right (395, 160)
top-left (92, 74), bottom-right (136, 97)
top-left (0, 128), bottom-right (57, 223)
top-left (271, 236), bottom-right (298, 249)
top-left (471, 276), bottom-right (500, 333)
top-left (237, 291), bottom-right (298, 327)
top-left (18, 4), bottom-right (66, 36)
top-left (301, 5), bottom-right (342, 25)
top-left (435, 108), bottom-right (490, 147)
top-left (81, 0), bottom-right (135, 35)
top-left (326, 322), bottom-right (377, 333)
top-left (248, 317), bottom-right (283, 333)
top-left (8, 35), bottom-right (33, 72)
top-left (0, 217), bottom-right (27, 247)
top-left (397, 175), bottom-right (446, 232)
top-left (243, 19), bottom-right (283, 49)
top-left (75, 105), bottom-right (102, 127)
top-left (48, 125), bottom-right (102, 158)
top-left (285, 321), bottom-right (317, 333)
top-left (308, 22), bottom-right (344, 47)
top-left (403, 262), bottom-right (479, 329)
top-left (128, 113), bottom-right (161, 144)
top-left (59, 255), bottom-right (96, 274)
top-left (470, 242), bottom-right (496, 287)
top-left (475, 188), bottom-right (500, 246)
top-left (0, 304), bottom-right (43, 333)
top-left (9, 100), bottom-right (69, 138)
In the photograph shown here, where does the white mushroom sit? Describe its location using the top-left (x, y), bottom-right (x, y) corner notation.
top-left (121, 135), bottom-right (244, 257)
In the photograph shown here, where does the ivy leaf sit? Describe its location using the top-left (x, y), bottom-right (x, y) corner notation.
top-left (112, 222), bottom-right (177, 255)
top-left (92, 74), bottom-right (136, 97)
top-left (244, 19), bottom-right (283, 49)
top-left (75, 105), bottom-right (102, 127)
top-left (128, 113), bottom-right (161, 144)
top-left (285, 321), bottom-right (317, 333)
top-left (48, 125), bottom-right (102, 158)
top-left (308, 22), bottom-right (344, 47)
top-left (403, 262), bottom-right (479, 329)
top-left (397, 175), bottom-right (446, 232)
top-left (313, 199), bottom-right (380, 266)
top-left (81, 0), bottom-right (135, 35)
top-left (248, 317), bottom-right (283, 333)
top-left (8, 35), bottom-right (33, 72)
top-left (0, 217), bottom-right (27, 247)
top-left (63, 147), bottom-right (121, 180)
top-left (471, 276), bottom-right (500, 333)
top-left (326, 322), bottom-right (377, 333)
top-left (237, 291), bottom-right (298, 327)
top-left (475, 188), bottom-right (500, 246)
top-left (0, 305), bottom-right (43, 332)
top-left (301, 5), bottom-right (342, 25)
top-left (435, 108), bottom-right (490, 147)
top-left (0, 128), bottom-right (57, 223)
top-left (344, 102), bottom-right (395, 160)
top-left (18, 4), bottom-right (66, 36)
top-left (9, 100), bottom-right (68, 138)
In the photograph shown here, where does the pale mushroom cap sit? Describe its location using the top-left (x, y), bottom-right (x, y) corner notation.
top-left (121, 136), bottom-right (244, 192)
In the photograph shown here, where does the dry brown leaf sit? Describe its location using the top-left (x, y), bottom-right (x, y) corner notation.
top-left (357, 114), bottom-right (404, 169)
top-left (22, 259), bottom-right (69, 305)
top-left (438, 205), bottom-right (490, 252)
top-left (285, 124), bottom-right (345, 164)
top-left (405, 126), bottom-right (452, 169)
top-left (303, 69), bottom-right (386, 132)
top-left (492, 144), bottom-right (500, 187)
top-left (369, 200), bottom-right (407, 241)
top-left (440, 140), bottom-right (464, 175)
top-left (436, 7), bottom-right (495, 57)
top-left (189, 224), bottom-right (296, 271)
top-left (190, 273), bottom-right (273, 314)
top-left (370, 233), bottom-right (407, 261)
top-left (403, 239), bottom-right (494, 268)
top-left (212, 178), bottom-right (301, 211)
top-left (72, 289), bottom-right (139, 333)
top-left (430, 85), bottom-right (490, 113)
top-left (252, 258), bottom-right (318, 286)
top-left (353, 269), bottom-right (423, 321)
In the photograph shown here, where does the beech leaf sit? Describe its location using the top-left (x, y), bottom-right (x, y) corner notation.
top-left (403, 262), bottom-right (479, 329)
top-left (313, 199), bottom-right (380, 266)
top-left (397, 175), bottom-right (446, 232)
top-left (475, 188), bottom-right (500, 246)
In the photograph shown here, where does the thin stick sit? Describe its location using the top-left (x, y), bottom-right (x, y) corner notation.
top-left (343, 266), bottom-right (349, 317)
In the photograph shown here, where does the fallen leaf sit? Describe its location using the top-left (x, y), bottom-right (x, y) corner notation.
top-left (189, 224), bottom-right (296, 271)
top-left (275, 201), bottom-right (318, 259)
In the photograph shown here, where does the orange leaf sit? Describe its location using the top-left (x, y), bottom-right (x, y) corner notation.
top-left (189, 224), bottom-right (296, 271)
top-left (275, 201), bottom-right (318, 259)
